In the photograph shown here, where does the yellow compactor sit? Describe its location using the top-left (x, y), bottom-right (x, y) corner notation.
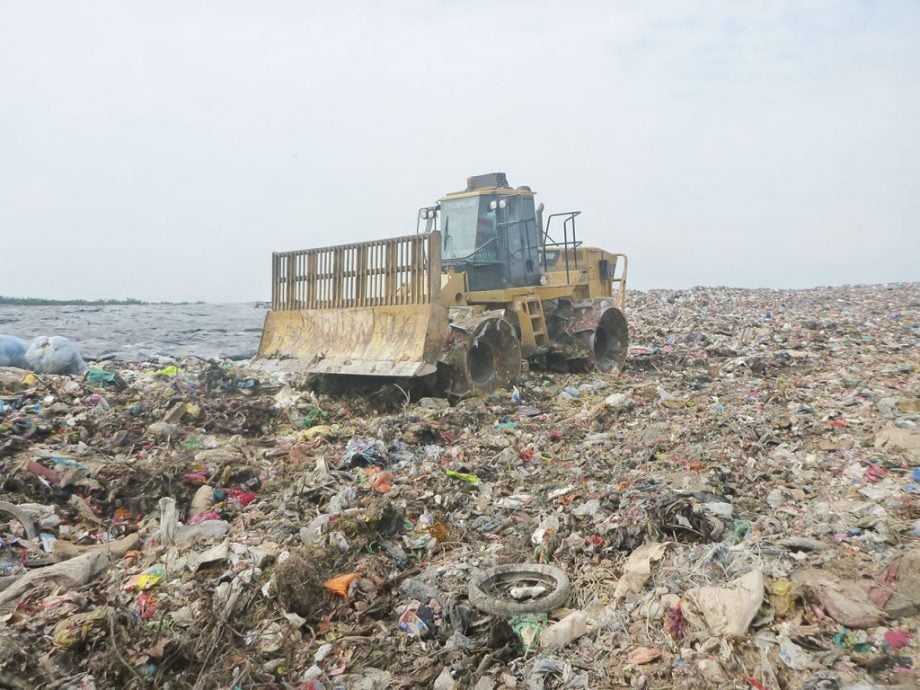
top-left (257, 173), bottom-right (629, 396)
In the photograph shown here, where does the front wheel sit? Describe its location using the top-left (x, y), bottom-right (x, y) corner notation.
top-left (441, 314), bottom-right (521, 398)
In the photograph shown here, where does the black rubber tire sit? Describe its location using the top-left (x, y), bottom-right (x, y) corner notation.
top-left (468, 563), bottom-right (571, 616)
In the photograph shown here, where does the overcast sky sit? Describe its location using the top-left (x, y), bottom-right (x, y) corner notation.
top-left (1, 1), bottom-right (918, 302)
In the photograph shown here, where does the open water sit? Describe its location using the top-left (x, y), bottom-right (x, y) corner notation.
top-left (0, 303), bottom-right (269, 362)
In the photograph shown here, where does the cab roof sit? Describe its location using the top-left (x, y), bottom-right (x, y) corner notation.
top-left (440, 172), bottom-right (536, 201)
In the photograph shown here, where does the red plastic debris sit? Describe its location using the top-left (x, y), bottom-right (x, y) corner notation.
top-left (865, 464), bottom-right (887, 482)
top-left (183, 470), bottom-right (210, 484)
top-left (26, 460), bottom-right (61, 485)
top-left (136, 593), bottom-right (157, 620)
top-left (370, 471), bottom-right (394, 494)
top-left (225, 489), bottom-right (256, 507)
top-left (440, 431), bottom-right (461, 444)
top-left (188, 510), bottom-right (222, 525)
top-left (665, 604), bottom-right (686, 640)
top-left (884, 629), bottom-right (912, 649)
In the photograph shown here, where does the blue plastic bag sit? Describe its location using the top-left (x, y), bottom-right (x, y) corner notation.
top-left (0, 335), bottom-right (28, 368)
top-left (24, 336), bottom-right (87, 375)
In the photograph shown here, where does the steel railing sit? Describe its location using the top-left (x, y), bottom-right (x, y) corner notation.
top-left (271, 231), bottom-right (442, 310)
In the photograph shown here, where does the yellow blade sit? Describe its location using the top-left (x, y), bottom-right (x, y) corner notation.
top-left (256, 303), bottom-right (447, 377)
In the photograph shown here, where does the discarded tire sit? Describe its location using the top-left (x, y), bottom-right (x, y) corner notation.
top-left (468, 563), bottom-right (571, 616)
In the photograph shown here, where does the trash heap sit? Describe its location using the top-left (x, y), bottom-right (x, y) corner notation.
top-left (0, 283), bottom-right (918, 690)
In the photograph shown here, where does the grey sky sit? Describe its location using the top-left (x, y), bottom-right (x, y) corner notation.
top-left (1, 1), bottom-right (918, 302)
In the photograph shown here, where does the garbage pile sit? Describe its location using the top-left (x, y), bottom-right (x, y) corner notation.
top-left (0, 283), bottom-right (918, 690)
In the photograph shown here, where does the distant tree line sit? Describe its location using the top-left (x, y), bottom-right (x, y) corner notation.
top-left (0, 296), bottom-right (147, 306)
top-left (0, 296), bottom-right (203, 306)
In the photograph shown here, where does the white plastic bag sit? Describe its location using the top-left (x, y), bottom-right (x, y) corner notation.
top-left (24, 336), bottom-right (87, 375)
top-left (0, 335), bottom-right (28, 368)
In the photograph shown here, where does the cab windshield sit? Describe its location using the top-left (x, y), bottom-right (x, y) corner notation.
top-left (440, 195), bottom-right (496, 260)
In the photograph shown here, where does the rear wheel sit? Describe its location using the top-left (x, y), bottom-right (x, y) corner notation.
top-left (547, 299), bottom-right (629, 374)
top-left (593, 307), bottom-right (628, 372)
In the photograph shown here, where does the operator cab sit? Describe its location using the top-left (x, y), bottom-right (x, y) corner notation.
top-left (421, 173), bottom-right (544, 291)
